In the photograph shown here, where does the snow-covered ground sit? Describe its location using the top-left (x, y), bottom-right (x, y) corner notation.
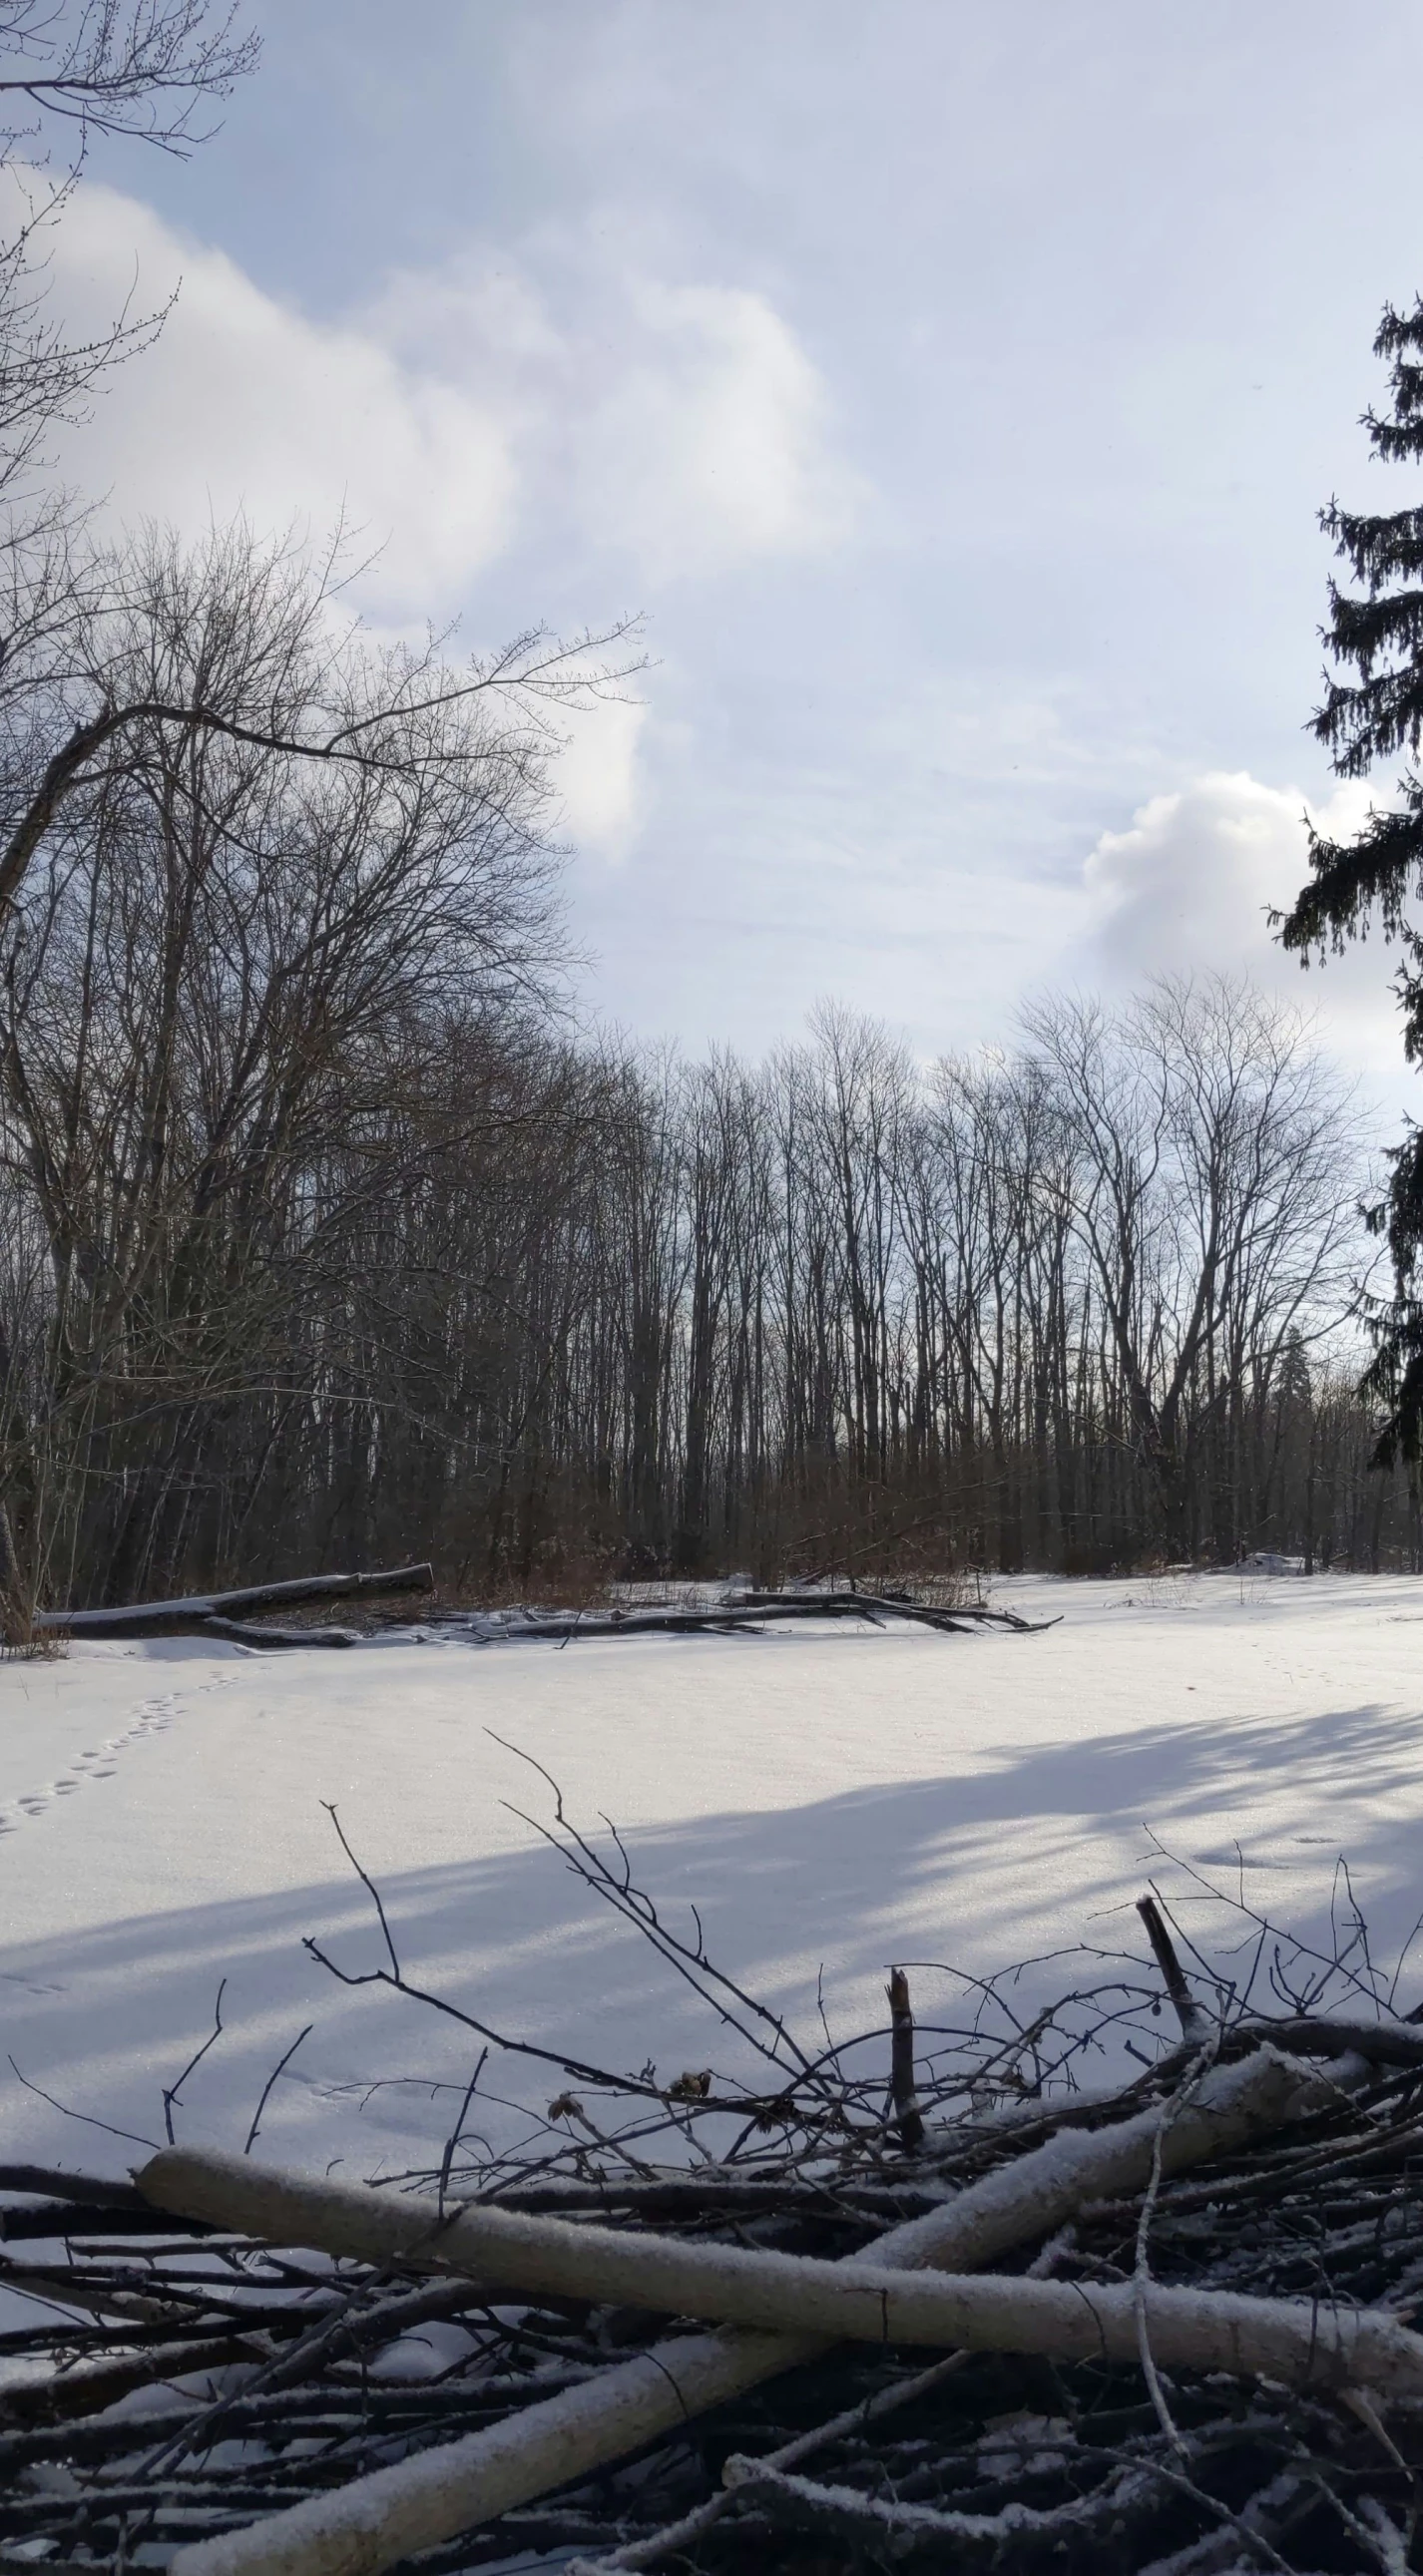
top-left (2, 1569), bottom-right (1422, 2187)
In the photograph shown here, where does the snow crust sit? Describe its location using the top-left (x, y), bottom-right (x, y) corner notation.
top-left (2, 1570), bottom-right (1422, 2188)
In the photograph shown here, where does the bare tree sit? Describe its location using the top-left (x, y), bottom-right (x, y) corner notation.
top-left (1021, 979), bottom-right (1357, 1558)
top-left (0, 522), bottom-right (626, 1612)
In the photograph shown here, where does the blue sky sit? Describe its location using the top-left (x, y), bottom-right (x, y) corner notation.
top-left (42, 0), bottom-right (1423, 1094)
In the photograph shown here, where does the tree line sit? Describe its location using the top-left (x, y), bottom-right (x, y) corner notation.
top-left (0, 530), bottom-right (1404, 1612)
top-left (0, 6), bottom-right (1415, 1611)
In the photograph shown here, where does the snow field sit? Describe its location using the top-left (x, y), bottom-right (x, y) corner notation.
top-left (1, 1571), bottom-right (1421, 2189)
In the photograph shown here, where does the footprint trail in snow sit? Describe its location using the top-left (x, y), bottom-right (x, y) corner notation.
top-left (0, 1671), bottom-right (237, 1835)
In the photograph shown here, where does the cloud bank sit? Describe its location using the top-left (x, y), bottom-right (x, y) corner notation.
top-left (36, 179), bottom-right (860, 613)
top-left (12, 173), bottom-right (1414, 1090)
top-left (23, 174), bottom-right (860, 863)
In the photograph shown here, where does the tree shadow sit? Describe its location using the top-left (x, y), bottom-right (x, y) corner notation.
top-left (1, 1694), bottom-right (1417, 2186)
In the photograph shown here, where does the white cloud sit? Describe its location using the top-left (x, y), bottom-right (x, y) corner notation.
top-left (554, 697), bottom-right (648, 862)
top-left (1083, 771), bottom-right (1370, 976)
top-left (19, 174), bottom-right (863, 893)
top-left (29, 177), bottom-right (859, 615)
top-left (38, 180), bottom-right (519, 619)
top-left (1080, 768), bottom-right (1410, 1089)
top-left (577, 279), bottom-right (862, 577)
top-left (364, 248), bottom-right (864, 586)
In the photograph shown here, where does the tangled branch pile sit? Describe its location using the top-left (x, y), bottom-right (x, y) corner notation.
top-left (8, 1839), bottom-right (1423, 2574)
top-left (34, 1569), bottom-right (1050, 1649)
top-left (30, 1568), bottom-right (1053, 1651)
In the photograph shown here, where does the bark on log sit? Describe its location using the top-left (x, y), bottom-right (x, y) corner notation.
top-left (34, 1564), bottom-right (434, 1640)
top-left (143, 2048), bottom-right (1312, 2576)
top-left (139, 2048), bottom-right (1304, 2291)
top-left (177, 2326), bottom-right (799, 2576)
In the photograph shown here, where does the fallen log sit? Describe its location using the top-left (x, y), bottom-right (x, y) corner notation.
top-left (7, 1882), bottom-right (1414, 2575)
top-left (138, 2149), bottom-right (1423, 2391)
top-left (181, 2331), bottom-right (784, 2576)
top-left (165, 2270), bottom-right (1423, 2576)
top-left (1142, 2009), bottom-right (1423, 2089)
top-left (30, 1572), bottom-right (1048, 1651)
top-left (33, 1564), bottom-right (433, 1642)
top-left (203, 1621), bottom-right (363, 1652)
top-left (139, 2049), bottom-right (1306, 2292)
top-left (455, 1606), bottom-right (771, 1640)
top-left (144, 2048), bottom-right (1312, 2576)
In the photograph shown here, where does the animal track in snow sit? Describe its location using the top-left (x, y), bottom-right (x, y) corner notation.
top-left (0, 1672), bottom-right (237, 1835)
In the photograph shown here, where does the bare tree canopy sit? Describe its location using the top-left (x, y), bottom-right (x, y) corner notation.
top-left (0, 3), bottom-right (258, 507)
top-left (0, 518), bottom-right (645, 922)
top-left (0, 1), bottom-right (256, 149)
top-left (0, 525), bottom-right (646, 1611)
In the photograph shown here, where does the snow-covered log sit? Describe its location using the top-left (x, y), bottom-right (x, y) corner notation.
top-left (136, 2049), bottom-right (1299, 2320)
top-left (147, 2048), bottom-right (1316, 2576)
top-left (1228, 2011), bottom-right (1423, 2069)
top-left (169, 2325), bottom-right (802, 2576)
top-left (140, 2145), bottom-right (1423, 2385)
top-left (139, 2047), bottom-right (1302, 2296)
top-left (201, 1620), bottom-right (363, 1651)
top-left (164, 2274), bottom-right (1423, 2576)
top-left (34, 1563), bottom-right (434, 1639)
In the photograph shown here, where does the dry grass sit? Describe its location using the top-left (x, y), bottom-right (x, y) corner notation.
top-left (0, 1625), bottom-right (68, 1661)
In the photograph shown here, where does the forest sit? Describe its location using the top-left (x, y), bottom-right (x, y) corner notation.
top-left (0, 526), bottom-right (1404, 1614)
top-left (0, 3), bottom-right (1412, 1616)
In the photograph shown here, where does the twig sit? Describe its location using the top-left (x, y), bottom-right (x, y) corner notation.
top-left (243, 2029), bottom-right (312, 2158)
top-left (6, 2059), bottom-right (159, 2152)
top-left (437, 2052), bottom-right (488, 2219)
top-left (163, 1982), bottom-right (228, 2146)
